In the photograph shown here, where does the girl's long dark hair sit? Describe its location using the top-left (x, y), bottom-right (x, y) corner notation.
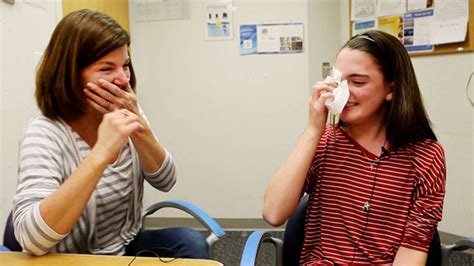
top-left (340, 30), bottom-right (436, 148)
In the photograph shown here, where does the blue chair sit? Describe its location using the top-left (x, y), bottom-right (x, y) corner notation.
top-left (141, 200), bottom-right (226, 255)
top-left (4, 200), bottom-right (225, 254)
top-left (240, 194), bottom-right (474, 266)
top-left (3, 211), bottom-right (21, 251)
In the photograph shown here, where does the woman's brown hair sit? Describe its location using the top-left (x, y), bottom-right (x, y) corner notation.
top-left (339, 30), bottom-right (436, 148)
top-left (35, 9), bottom-right (136, 120)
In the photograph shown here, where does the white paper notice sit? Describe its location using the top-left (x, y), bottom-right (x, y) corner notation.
top-left (351, 0), bottom-right (377, 21)
top-left (430, 18), bottom-right (467, 45)
top-left (413, 15), bottom-right (433, 45)
top-left (376, 0), bottom-right (406, 17)
top-left (430, 0), bottom-right (468, 45)
top-left (407, 0), bottom-right (431, 11)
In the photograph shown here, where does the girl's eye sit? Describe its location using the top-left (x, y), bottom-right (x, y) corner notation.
top-left (352, 80), bottom-right (365, 86)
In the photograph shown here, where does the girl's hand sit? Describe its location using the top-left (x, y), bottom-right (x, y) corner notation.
top-left (84, 79), bottom-right (139, 115)
top-left (307, 80), bottom-right (337, 132)
top-left (95, 109), bottom-right (144, 164)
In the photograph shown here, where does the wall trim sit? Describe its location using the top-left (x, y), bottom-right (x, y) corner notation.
top-left (144, 218), bottom-right (284, 231)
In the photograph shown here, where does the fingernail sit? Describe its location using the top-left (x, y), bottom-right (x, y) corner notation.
top-left (99, 79), bottom-right (106, 83)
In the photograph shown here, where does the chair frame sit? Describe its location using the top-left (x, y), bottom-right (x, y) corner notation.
top-left (4, 200), bottom-right (225, 254)
top-left (141, 200), bottom-right (226, 252)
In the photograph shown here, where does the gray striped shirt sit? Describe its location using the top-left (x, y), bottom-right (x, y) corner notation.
top-left (13, 114), bottom-right (176, 255)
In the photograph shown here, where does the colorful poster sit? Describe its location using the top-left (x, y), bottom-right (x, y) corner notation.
top-left (378, 15), bottom-right (404, 41)
top-left (240, 23), bottom-right (304, 56)
top-left (352, 19), bottom-right (377, 36)
top-left (205, 2), bottom-right (233, 41)
top-left (403, 10), bottom-right (434, 52)
top-left (240, 25), bottom-right (257, 55)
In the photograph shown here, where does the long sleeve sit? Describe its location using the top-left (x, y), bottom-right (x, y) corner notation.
top-left (137, 107), bottom-right (177, 192)
top-left (143, 150), bottom-right (177, 192)
top-left (400, 140), bottom-right (446, 252)
top-left (13, 117), bottom-right (70, 255)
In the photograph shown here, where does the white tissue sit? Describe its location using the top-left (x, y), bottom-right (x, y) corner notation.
top-left (324, 67), bottom-right (349, 115)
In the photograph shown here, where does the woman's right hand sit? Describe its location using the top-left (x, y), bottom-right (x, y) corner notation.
top-left (307, 80), bottom-right (337, 133)
top-left (95, 109), bottom-right (145, 163)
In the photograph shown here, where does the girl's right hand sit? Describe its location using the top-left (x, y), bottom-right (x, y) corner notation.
top-left (95, 109), bottom-right (145, 163)
top-left (307, 80), bottom-right (337, 133)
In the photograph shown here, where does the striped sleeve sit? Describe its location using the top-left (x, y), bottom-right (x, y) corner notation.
top-left (14, 203), bottom-right (67, 255)
top-left (143, 150), bottom-right (177, 192)
top-left (138, 106), bottom-right (177, 192)
top-left (304, 126), bottom-right (334, 195)
top-left (400, 141), bottom-right (447, 252)
top-left (13, 117), bottom-right (69, 255)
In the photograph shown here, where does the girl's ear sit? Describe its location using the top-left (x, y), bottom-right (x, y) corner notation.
top-left (385, 82), bottom-right (394, 101)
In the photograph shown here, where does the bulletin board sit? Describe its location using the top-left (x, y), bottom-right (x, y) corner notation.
top-left (349, 0), bottom-right (473, 56)
top-left (62, 0), bottom-right (130, 33)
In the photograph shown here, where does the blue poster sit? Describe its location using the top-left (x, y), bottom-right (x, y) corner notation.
top-left (240, 24), bottom-right (257, 55)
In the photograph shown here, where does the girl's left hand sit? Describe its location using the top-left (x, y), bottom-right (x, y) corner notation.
top-left (84, 79), bottom-right (139, 115)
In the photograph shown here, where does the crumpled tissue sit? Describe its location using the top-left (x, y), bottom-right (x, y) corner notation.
top-left (324, 67), bottom-right (349, 115)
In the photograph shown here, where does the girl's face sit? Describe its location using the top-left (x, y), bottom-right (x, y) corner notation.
top-left (81, 45), bottom-right (131, 91)
top-left (335, 48), bottom-right (393, 127)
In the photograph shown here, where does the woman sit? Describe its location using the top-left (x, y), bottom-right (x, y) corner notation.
top-left (263, 30), bottom-right (446, 265)
top-left (13, 9), bottom-right (208, 258)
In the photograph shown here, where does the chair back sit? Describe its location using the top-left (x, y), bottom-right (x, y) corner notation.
top-left (3, 211), bottom-right (22, 251)
top-left (282, 195), bottom-right (441, 266)
top-left (427, 229), bottom-right (441, 266)
top-left (282, 195), bottom-right (308, 266)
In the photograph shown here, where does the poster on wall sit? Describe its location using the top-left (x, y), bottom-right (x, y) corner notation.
top-left (376, 0), bottom-right (406, 17)
top-left (407, 0), bottom-right (434, 11)
top-left (240, 24), bottom-right (258, 55)
top-left (351, 0), bottom-right (377, 21)
top-left (135, 0), bottom-right (190, 21)
top-left (378, 15), bottom-right (404, 41)
top-left (351, 0), bottom-right (468, 54)
top-left (403, 9), bottom-right (434, 52)
top-left (240, 23), bottom-right (304, 56)
top-left (352, 19), bottom-right (377, 36)
top-left (430, 0), bottom-right (468, 45)
top-left (204, 2), bottom-right (233, 40)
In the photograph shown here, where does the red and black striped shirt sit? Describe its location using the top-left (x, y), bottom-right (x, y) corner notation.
top-left (301, 125), bottom-right (446, 265)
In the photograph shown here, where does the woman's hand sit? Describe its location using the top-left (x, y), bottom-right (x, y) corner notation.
top-left (307, 80), bottom-right (337, 133)
top-left (95, 109), bottom-right (144, 164)
top-left (84, 79), bottom-right (139, 115)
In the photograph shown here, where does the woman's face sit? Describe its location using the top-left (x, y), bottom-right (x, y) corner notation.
top-left (81, 45), bottom-right (131, 92)
top-left (335, 48), bottom-right (393, 127)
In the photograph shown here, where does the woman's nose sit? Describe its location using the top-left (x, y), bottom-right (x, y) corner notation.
top-left (112, 69), bottom-right (130, 86)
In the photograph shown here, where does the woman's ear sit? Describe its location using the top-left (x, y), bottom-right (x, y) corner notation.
top-left (385, 82), bottom-right (394, 101)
